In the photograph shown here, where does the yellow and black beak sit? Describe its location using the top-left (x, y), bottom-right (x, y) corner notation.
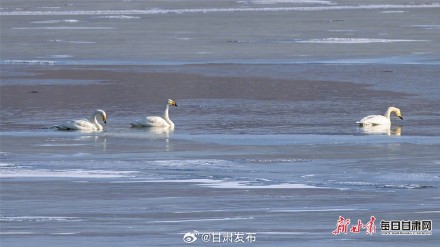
top-left (103, 116), bottom-right (107, 124)
top-left (168, 99), bottom-right (178, 107)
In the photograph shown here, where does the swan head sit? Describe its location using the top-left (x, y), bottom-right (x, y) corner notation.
top-left (391, 107), bottom-right (403, 120)
top-left (167, 99), bottom-right (177, 107)
top-left (394, 107), bottom-right (403, 120)
top-left (95, 109), bottom-right (107, 124)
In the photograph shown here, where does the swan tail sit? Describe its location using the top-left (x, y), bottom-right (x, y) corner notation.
top-left (356, 121), bottom-right (374, 127)
top-left (130, 121), bottom-right (147, 128)
top-left (52, 125), bottom-right (71, 130)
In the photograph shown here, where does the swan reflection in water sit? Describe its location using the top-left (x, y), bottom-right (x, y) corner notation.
top-left (359, 125), bottom-right (402, 136)
top-left (143, 127), bottom-right (174, 152)
top-left (75, 134), bottom-right (107, 151)
top-left (147, 126), bottom-right (174, 135)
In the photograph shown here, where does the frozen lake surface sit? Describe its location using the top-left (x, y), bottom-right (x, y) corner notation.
top-left (1, 0), bottom-right (440, 246)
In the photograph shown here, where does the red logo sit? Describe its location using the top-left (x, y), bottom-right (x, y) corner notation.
top-left (332, 216), bottom-right (376, 235)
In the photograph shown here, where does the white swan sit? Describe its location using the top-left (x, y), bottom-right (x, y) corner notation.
top-left (357, 106), bottom-right (403, 126)
top-left (131, 99), bottom-right (177, 128)
top-left (53, 109), bottom-right (107, 131)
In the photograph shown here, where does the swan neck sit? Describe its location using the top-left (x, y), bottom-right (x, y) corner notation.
top-left (91, 113), bottom-right (103, 130)
top-left (385, 108), bottom-right (393, 119)
top-left (163, 104), bottom-right (174, 127)
top-left (163, 104), bottom-right (170, 121)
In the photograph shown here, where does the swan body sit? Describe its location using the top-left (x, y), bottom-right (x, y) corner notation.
top-left (357, 106), bottom-right (402, 126)
top-left (53, 109), bottom-right (107, 131)
top-left (131, 99), bottom-right (177, 128)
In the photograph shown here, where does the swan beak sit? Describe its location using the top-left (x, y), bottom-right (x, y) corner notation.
top-left (399, 116), bottom-right (403, 120)
top-left (168, 99), bottom-right (177, 107)
top-left (103, 116), bottom-right (107, 124)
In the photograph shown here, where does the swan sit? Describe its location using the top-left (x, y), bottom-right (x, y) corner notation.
top-left (131, 99), bottom-right (177, 128)
top-left (357, 106), bottom-right (403, 126)
top-left (53, 109), bottom-right (107, 131)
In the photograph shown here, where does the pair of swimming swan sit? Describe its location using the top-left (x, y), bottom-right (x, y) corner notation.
top-left (54, 101), bottom-right (402, 132)
top-left (53, 99), bottom-right (177, 131)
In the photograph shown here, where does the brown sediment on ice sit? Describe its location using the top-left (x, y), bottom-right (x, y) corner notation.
top-left (0, 65), bottom-right (405, 110)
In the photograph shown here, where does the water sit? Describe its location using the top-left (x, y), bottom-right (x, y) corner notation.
top-left (1, 0), bottom-right (440, 246)
top-left (1, 0), bottom-right (440, 64)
